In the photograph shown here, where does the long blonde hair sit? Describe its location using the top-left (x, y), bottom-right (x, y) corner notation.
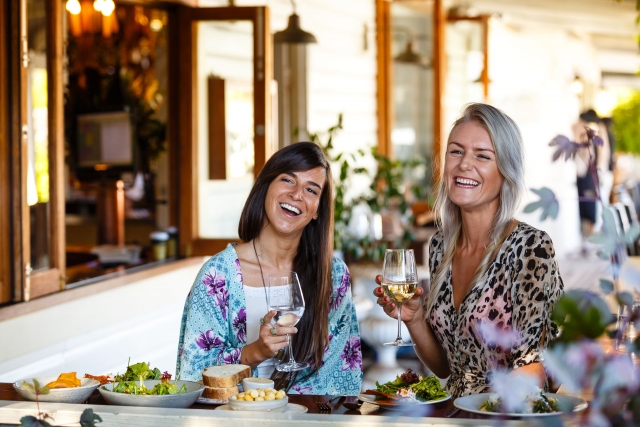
top-left (425, 103), bottom-right (525, 317)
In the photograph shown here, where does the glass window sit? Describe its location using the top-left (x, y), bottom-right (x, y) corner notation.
top-left (195, 20), bottom-right (255, 239)
top-left (28, 0), bottom-right (51, 273)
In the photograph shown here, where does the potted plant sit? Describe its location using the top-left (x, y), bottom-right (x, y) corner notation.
top-left (305, 115), bottom-right (429, 264)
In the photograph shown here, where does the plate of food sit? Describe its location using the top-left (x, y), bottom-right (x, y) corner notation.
top-left (453, 392), bottom-right (588, 417)
top-left (358, 369), bottom-right (450, 407)
top-left (98, 361), bottom-right (204, 408)
top-left (14, 372), bottom-right (100, 404)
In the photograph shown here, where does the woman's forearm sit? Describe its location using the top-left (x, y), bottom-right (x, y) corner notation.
top-left (240, 342), bottom-right (266, 369)
top-left (405, 314), bottom-right (451, 378)
top-left (509, 362), bottom-right (546, 387)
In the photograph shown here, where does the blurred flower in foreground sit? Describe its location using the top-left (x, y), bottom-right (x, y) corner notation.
top-left (489, 371), bottom-right (541, 413)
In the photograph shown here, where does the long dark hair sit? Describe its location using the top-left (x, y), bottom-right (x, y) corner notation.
top-left (238, 142), bottom-right (334, 389)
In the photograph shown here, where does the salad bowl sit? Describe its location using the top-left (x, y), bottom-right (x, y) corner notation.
top-left (13, 377), bottom-right (100, 404)
top-left (99, 380), bottom-right (204, 408)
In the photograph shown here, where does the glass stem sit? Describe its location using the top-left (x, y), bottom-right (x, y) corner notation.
top-left (396, 304), bottom-right (403, 342)
top-left (287, 334), bottom-right (295, 364)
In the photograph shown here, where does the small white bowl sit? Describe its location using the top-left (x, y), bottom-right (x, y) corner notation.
top-left (242, 377), bottom-right (275, 392)
top-left (228, 392), bottom-right (288, 412)
top-left (14, 377), bottom-right (100, 404)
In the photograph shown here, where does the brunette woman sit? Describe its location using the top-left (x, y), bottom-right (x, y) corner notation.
top-left (176, 142), bottom-right (362, 395)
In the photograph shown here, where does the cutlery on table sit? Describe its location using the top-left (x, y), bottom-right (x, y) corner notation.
top-left (316, 395), bottom-right (341, 411)
top-left (342, 401), bottom-right (364, 411)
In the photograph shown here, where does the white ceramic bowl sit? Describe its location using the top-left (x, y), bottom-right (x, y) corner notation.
top-left (98, 380), bottom-right (204, 408)
top-left (13, 377), bottom-right (100, 404)
top-left (228, 392), bottom-right (288, 412)
top-left (242, 377), bottom-right (275, 392)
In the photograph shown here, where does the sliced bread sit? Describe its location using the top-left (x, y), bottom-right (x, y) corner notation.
top-left (202, 364), bottom-right (251, 388)
top-left (202, 385), bottom-right (239, 400)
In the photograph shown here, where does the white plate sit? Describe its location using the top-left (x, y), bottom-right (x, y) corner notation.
top-left (358, 393), bottom-right (451, 407)
top-left (99, 380), bottom-right (204, 408)
top-left (453, 393), bottom-right (588, 417)
top-left (215, 403), bottom-right (308, 413)
top-left (197, 397), bottom-right (228, 404)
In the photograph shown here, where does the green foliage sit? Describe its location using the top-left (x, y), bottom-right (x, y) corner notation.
top-left (612, 91), bottom-right (640, 156)
top-left (523, 187), bottom-right (559, 221)
top-left (20, 379), bottom-right (50, 396)
top-left (79, 409), bottom-right (102, 427)
top-left (552, 290), bottom-right (615, 343)
top-left (19, 416), bottom-right (53, 427)
top-left (19, 379), bottom-right (102, 427)
top-left (306, 114), bottom-right (429, 262)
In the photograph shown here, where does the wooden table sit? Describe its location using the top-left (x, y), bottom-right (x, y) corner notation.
top-left (0, 383), bottom-right (575, 427)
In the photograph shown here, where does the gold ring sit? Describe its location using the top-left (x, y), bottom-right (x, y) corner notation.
top-left (260, 317), bottom-right (266, 325)
top-left (270, 327), bottom-right (277, 336)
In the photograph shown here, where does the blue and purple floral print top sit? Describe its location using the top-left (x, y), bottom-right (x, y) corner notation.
top-left (175, 244), bottom-right (363, 395)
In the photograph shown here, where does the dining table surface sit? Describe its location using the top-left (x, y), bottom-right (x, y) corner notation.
top-left (0, 381), bottom-right (589, 427)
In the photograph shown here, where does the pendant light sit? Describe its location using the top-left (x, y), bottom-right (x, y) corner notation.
top-left (273, 0), bottom-right (317, 44)
top-left (394, 37), bottom-right (429, 68)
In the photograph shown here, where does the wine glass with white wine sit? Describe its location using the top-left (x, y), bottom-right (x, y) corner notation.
top-left (381, 249), bottom-right (418, 346)
top-left (268, 272), bottom-right (308, 372)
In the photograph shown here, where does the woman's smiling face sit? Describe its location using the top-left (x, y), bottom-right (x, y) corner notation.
top-left (444, 120), bottom-right (504, 213)
top-left (263, 166), bottom-right (327, 237)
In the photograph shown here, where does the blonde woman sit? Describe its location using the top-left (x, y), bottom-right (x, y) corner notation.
top-left (374, 103), bottom-right (564, 398)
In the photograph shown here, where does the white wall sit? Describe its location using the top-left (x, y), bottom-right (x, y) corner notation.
top-left (0, 259), bottom-right (205, 382)
top-left (482, 19), bottom-right (603, 257)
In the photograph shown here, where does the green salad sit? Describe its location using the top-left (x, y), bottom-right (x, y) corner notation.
top-left (109, 361), bottom-right (187, 395)
top-left (479, 391), bottom-right (560, 414)
top-left (375, 369), bottom-right (449, 402)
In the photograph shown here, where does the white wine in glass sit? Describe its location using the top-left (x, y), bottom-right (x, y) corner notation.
top-left (382, 249), bottom-right (417, 347)
top-left (268, 272), bottom-right (308, 372)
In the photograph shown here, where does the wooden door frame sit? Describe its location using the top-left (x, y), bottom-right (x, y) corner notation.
top-left (0, 0), bottom-right (13, 304)
top-left (10, 0), bottom-right (27, 302)
top-left (177, 6), bottom-right (272, 256)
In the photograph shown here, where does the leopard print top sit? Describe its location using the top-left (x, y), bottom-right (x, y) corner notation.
top-left (426, 222), bottom-right (564, 398)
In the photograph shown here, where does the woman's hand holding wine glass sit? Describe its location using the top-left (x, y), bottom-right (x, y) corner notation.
top-left (254, 310), bottom-right (292, 360)
top-left (375, 249), bottom-right (419, 346)
top-left (374, 276), bottom-right (424, 323)
top-left (268, 271), bottom-right (308, 372)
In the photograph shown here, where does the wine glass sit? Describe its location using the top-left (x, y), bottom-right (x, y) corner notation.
top-left (381, 249), bottom-right (417, 347)
top-left (268, 271), bottom-right (308, 372)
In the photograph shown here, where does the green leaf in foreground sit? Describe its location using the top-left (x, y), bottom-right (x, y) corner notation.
top-left (79, 408), bottom-right (102, 427)
top-left (19, 416), bottom-right (52, 427)
top-left (599, 279), bottom-right (614, 294)
top-left (523, 188), bottom-right (559, 221)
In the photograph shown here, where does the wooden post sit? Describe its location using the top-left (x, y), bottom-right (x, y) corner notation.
top-left (432, 0), bottom-right (446, 181)
top-left (97, 180), bottom-right (125, 245)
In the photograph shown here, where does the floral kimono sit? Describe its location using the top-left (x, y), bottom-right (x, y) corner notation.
top-left (176, 244), bottom-right (363, 395)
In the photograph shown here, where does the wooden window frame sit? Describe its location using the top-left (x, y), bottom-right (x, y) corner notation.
top-left (1, 1), bottom-right (271, 308)
top-left (0, 0), bottom-right (12, 304)
top-left (375, 0), bottom-right (446, 179)
top-left (446, 14), bottom-right (490, 101)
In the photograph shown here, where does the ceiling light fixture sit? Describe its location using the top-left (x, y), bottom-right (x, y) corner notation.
top-left (273, 0), bottom-right (317, 44)
top-left (571, 75), bottom-right (584, 95)
top-left (65, 0), bottom-right (81, 15)
top-left (394, 38), bottom-right (430, 67)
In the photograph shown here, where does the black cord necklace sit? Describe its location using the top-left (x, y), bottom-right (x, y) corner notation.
top-left (252, 239), bottom-right (269, 309)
